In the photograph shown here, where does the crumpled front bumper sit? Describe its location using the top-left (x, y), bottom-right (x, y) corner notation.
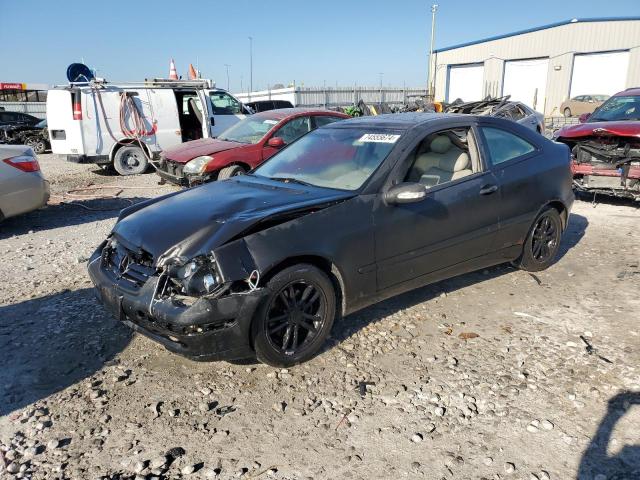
top-left (87, 248), bottom-right (268, 362)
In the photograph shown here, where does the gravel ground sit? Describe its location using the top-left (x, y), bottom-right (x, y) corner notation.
top-left (1, 154), bottom-right (639, 480)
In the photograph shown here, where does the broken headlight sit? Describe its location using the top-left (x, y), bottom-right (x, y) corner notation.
top-left (183, 155), bottom-right (212, 175)
top-left (169, 256), bottom-right (221, 296)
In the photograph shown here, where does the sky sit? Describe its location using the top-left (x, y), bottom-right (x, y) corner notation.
top-left (1, 0), bottom-right (638, 92)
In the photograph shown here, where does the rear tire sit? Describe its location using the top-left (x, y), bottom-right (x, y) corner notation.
top-left (252, 264), bottom-right (336, 367)
top-left (563, 107), bottom-right (572, 118)
top-left (513, 208), bottom-right (563, 272)
top-left (113, 145), bottom-right (148, 176)
top-left (217, 164), bottom-right (246, 180)
top-left (25, 137), bottom-right (46, 154)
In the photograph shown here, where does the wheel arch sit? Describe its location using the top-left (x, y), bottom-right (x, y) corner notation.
top-left (543, 200), bottom-right (569, 230)
top-left (259, 255), bottom-right (347, 317)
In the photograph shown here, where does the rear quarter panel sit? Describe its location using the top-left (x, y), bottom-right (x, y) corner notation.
top-left (477, 118), bottom-right (572, 249)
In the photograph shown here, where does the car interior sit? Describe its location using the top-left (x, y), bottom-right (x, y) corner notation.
top-left (174, 91), bottom-right (203, 142)
top-left (405, 128), bottom-right (481, 188)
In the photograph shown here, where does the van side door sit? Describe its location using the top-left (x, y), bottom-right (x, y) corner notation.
top-left (206, 91), bottom-right (246, 137)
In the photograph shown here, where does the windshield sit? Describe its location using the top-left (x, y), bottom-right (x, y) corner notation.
top-left (218, 116), bottom-right (278, 144)
top-left (590, 95), bottom-right (640, 122)
top-left (253, 128), bottom-right (400, 191)
top-left (592, 95), bottom-right (609, 102)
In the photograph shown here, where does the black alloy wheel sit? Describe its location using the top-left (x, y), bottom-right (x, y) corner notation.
top-left (513, 208), bottom-right (563, 272)
top-left (531, 215), bottom-right (558, 262)
top-left (253, 264), bottom-right (336, 367)
top-left (266, 281), bottom-right (326, 354)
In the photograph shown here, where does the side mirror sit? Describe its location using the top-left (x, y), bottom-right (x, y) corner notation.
top-left (267, 137), bottom-right (285, 148)
top-left (579, 113), bottom-right (590, 123)
top-left (385, 182), bottom-right (427, 205)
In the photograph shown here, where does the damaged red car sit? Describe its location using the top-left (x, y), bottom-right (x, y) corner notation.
top-left (554, 88), bottom-right (640, 200)
top-left (156, 108), bottom-right (349, 186)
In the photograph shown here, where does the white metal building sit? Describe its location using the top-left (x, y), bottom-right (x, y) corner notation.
top-left (432, 17), bottom-right (640, 115)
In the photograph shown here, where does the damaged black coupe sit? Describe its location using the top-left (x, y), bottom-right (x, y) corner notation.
top-left (89, 113), bottom-right (574, 366)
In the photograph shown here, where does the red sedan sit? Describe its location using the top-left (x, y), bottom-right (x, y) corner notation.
top-left (156, 108), bottom-right (350, 186)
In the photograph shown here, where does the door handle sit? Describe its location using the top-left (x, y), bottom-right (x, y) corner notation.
top-left (479, 184), bottom-right (498, 195)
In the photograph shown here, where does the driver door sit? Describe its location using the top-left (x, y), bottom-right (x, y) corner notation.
top-left (206, 91), bottom-right (246, 137)
top-left (373, 122), bottom-right (503, 291)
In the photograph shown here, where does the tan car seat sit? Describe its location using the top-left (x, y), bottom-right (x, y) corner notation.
top-left (408, 135), bottom-right (472, 186)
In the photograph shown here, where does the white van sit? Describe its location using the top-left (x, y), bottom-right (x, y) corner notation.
top-left (46, 79), bottom-right (247, 175)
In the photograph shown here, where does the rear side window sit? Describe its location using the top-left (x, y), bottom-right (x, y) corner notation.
top-left (314, 115), bottom-right (344, 128)
top-left (481, 127), bottom-right (536, 165)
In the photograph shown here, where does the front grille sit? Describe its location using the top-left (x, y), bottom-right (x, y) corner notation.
top-left (159, 158), bottom-right (184, 178)
top-left (103, 240), bottom-right (156, 288)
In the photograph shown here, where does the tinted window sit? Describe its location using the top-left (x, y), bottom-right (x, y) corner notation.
top-left (314, 115), bottom-right (344, 128)
top-left (209, 92), bottom-right (242, 115)
top-left (275, 116), bottom-right (311, 144)
top-left (481, 127), bottom-right (536, 165)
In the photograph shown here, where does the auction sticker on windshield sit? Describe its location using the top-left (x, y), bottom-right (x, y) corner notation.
top-left (358, 133), bottom-right (401, 143)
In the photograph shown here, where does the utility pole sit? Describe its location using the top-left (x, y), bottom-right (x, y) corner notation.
top-left (224, 64), bottom-right (231, 91)
top-left (428, 4), bottom-right (439, 99)
top-left (248, 36), bottom-right (253, 100)
top-left (378, 72), bottom-right (384, 105)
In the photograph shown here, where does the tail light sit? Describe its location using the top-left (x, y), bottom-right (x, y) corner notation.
top-left (3, 155), bottom-right (40, 172)
top-left (72, 90), bottom-right (82, 120)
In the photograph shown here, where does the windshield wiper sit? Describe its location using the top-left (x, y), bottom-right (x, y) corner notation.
top-left (269, 176), bottom-right (314, 187)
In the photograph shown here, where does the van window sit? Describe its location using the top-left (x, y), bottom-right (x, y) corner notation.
top-left (210, 92), bottom-right (242, 115)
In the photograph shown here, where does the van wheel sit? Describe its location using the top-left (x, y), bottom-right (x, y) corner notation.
top-left (217, 165), bottom-right (245, 180)
top-left (252, 264), bottom-right (336, 367)
top-left (513, 208), bottom-right (562, 272)
top-left (113, 145), bottom-right (148, 175)
top-left (563, 107), bottom-right (572, 118)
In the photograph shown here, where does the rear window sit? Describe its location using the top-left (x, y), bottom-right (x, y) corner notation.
top-left (481, 127), bottom-right (536, 165)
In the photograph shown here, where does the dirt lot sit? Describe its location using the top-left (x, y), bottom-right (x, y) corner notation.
top-left (1, 154), bottom-right (639, 480)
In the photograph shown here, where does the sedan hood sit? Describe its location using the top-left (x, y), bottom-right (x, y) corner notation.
top-left (163, 138), bottom-right (247, 163)
top-left (112, 176), bottom-right (354, 262)
top-left (556, 121), bottom-right (640, 139)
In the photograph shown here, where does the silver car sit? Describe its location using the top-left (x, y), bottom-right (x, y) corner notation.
top-left (444, 96), bottom-right (545, 134)
top-left (0, 145), bottom-right (49, 221)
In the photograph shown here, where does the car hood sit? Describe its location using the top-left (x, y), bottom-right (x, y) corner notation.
top-left (163, 137), bottom-right (248, 163)
top-left (556, 121), bottom-right (640, 139)
top-left (112, 175), bottom-right (355, 263)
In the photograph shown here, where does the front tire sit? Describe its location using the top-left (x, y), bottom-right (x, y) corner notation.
top-left (513, 208), bottom-right (563, 272)
top-left (113, 145), bottom-right (148, 175)
top-left (217, 164), bottom-right (246, 180)
top-left (252, 264), bottom-right (336, 367)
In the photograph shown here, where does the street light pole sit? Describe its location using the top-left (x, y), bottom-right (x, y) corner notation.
top-left (428, 3), bottom-right (438, 99)
top-left (224, 64), bottom-right (231, 91)
top-left (378, 72), bottom-right (384, 105)
top-left (248, 36), bottom-right (253, 100)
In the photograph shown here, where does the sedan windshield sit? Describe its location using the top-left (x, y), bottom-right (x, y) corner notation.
top-left (253, 128), bottom-right (401, 191)
top-left (590, 95), bottom-right (640, 122)
top-left (218, 117), bottom-right (279, 144)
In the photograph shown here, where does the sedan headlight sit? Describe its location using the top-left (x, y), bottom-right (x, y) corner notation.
top-left (183, 155), bottom-right (213, 175)
top-left (169, 256), bottom-right (221, 296)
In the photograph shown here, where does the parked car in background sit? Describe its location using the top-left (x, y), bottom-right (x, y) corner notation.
top-left (0, 145), bottom-right (49, 221)
top-left (0, 119), bottom-right (50, 154)
top-left (554, 88), bottom-right (640, 200)
top-left (560, 94), bottom-right (609, 117)
top-left (89, 113), bottom-right (573, 367)
top-left (0, 111), bottom-right (41, 127)
top-left (156, 108), bottom-right (350, 186)
top-left (444, 97), bottom-right (544, 133)
top-left (245, 100), bottom-right (294, 113)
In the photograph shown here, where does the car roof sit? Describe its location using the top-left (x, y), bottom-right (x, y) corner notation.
top-left (616, 88), bottom-right (640, 97)
top-left (329, 112), bottom-right (470, 130)
top-left (250, 108), bottom-right (349, 121)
